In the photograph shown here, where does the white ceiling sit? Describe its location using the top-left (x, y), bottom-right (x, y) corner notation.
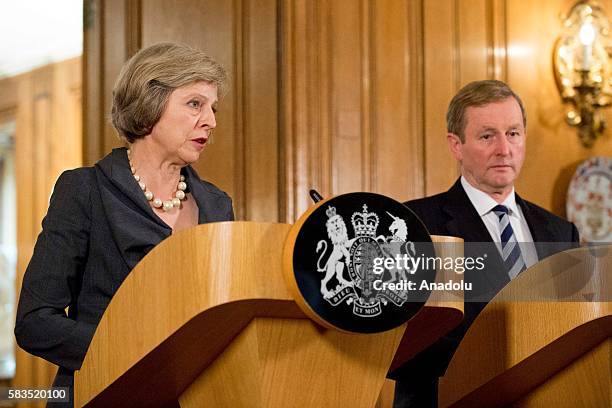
top-left (0, 0), bottom-right (83, 78)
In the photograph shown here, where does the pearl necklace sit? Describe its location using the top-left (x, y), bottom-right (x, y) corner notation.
top-left (127, 149), bottom-right (187, 212)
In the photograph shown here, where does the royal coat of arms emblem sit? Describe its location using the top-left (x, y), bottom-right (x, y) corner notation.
top-left (285, 192), bottom-right (435, 333)
top-left (316, 204), bottom-right (417, 317)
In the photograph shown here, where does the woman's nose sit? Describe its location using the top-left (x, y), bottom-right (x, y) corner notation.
top-left (199, 107), bottom-right (216, 129)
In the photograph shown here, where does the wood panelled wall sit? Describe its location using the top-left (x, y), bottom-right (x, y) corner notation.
top-left (85, 0), bottom-right (612, 223)
top-left (281, 0), bottom-right (426, 220)
top-left (0, 58), bottom-right (83, 405)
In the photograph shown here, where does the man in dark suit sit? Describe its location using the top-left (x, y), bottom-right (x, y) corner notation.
top-left (392, 80), bottom-right (579, 407)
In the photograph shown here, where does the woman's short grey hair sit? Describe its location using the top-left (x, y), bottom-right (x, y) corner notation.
top-left (446, 80), bottom-right (526, 142)
top-left (111, 42), bottom-right (228, 143)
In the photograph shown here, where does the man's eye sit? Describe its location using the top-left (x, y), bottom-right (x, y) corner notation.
top-left (481, 134), bottom-right (492, 140)
top-left (509, 130), bottom-right (520, 137)
top-left (188, 100), bottom-right (201, 108)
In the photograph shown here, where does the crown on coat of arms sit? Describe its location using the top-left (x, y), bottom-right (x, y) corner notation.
top-left (326, 206), bottom-right (338, 219)
top-left (351, 204), bottom-right (379, 238)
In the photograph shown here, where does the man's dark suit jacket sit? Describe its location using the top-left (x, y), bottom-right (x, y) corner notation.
top-left (392, 178), bottom-right (579, 406)
top-left (14, 148), bottom-right (234, 407)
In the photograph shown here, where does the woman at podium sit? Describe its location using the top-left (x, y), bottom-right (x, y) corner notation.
top-left (14, 42), bottom-right (234, 407)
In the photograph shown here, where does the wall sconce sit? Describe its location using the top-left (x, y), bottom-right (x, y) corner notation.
top-left (553, 1), bottom-right (612, 148)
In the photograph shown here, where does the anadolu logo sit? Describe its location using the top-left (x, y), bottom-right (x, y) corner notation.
top-left (283, 192), bottom-right (436, 333)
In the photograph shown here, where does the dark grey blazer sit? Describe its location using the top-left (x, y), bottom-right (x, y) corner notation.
top-left (14, 148), bottom-right (233, 406)
top-left (392, 178), bottom-right (579, 407)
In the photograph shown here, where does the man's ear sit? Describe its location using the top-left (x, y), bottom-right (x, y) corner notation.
top-left (447, 133), bottom-right (463, 161)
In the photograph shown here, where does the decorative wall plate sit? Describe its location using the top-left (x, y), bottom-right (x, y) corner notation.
top-left (567, 157), bottom-right (612, 242)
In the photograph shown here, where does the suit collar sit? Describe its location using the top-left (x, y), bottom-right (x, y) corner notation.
top-left (96, 147), bottom-right (168, 229)
top-left (183, 165), bottom-right (229, 223)
top-left (94, 148), bottom-right (169, 271)
top-left (441, 179), bottom-right (492, 242)
top-left (515, 194), bottom-right (554, 260)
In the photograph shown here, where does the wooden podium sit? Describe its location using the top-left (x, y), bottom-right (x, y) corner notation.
top-left (74, 222), bottom-right (464, 407)
top-left (439, 244), bottom-right (612, 407)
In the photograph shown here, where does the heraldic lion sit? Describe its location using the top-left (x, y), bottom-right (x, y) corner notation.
top-left (316, 212), bottom-right (353, 297)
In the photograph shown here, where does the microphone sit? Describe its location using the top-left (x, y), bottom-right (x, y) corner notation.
top-left (309, 189), bottom-right (323, 203)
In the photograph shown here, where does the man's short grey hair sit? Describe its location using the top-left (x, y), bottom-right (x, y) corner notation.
top-left (446, 80), bottom-right (526, 142)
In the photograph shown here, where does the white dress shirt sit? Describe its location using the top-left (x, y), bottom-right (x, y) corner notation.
top-left (460, 176), bottom-right (539, 268)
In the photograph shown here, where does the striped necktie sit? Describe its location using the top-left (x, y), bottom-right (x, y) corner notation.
top-left (492, 205), bottom-right (526, 279)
